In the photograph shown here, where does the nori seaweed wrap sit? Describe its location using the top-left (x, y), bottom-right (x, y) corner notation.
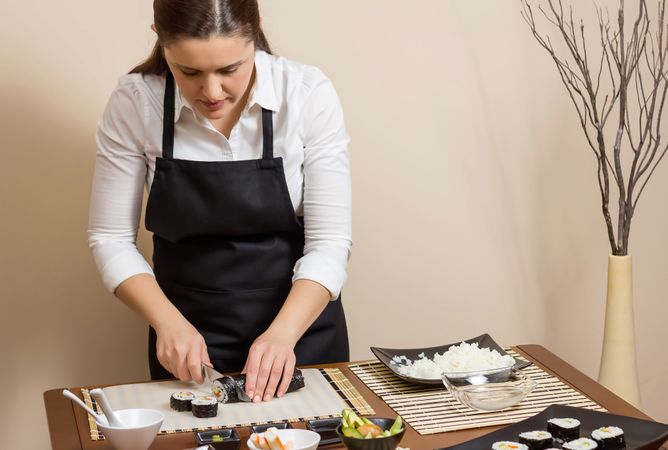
top-left (211, 368), bottom-right (305, 403)
top-left (191, 396), bottom-right (218, 418)
top-left (169, 391), bottom-right (195, 411)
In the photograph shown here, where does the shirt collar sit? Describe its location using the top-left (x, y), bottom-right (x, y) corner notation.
top-left (173, 50), bottom-right (279, 123)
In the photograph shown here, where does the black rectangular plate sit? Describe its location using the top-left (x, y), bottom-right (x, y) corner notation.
top-left (306, 418), bottom-right (342, 446)
top-left (195, 428), bottom-right (241, 450)
top-left (371, 333), bottom-right (532, 386)
top-left (434, 404), bottom-right (668, 450)
top-left (250, 422), bottom-right (293, 434)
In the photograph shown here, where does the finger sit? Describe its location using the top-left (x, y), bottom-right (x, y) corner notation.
top-left (243, 346), bottom-right (264, 400)
top-left (157, 347), bottom-right (173, 376)
top-left (253, 352), bottom-right (276, 403)
top-left (262, 352), bottom-right (287, 401)
top-left (174, 349), bottom-right (192, 382)
top-left (276, 353), bottom-right (296, 398)
top-left (187, 344), bottom-right (204, 384)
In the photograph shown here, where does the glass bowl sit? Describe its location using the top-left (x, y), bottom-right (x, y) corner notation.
top-left (441, 363), bottom-right (536, 411)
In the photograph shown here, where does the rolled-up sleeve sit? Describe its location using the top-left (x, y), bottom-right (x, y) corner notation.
top-left (293, 70), bottom-right (352, 299)
top-left (88, 77), bottom-right (154, 293)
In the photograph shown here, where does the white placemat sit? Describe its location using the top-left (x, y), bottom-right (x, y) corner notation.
top-left (98, 368), bottom-right (348, 433)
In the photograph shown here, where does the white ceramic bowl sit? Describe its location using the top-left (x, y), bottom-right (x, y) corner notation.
top-left (96, 408), bottom-right (164, 450)
top-left (247, 428), bottom-right (321, 450)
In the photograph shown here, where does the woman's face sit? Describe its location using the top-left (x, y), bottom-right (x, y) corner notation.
top-left (163, 34), bottom-right (256, 121)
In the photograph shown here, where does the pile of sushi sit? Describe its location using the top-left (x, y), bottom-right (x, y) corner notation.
top-left (491, 417), bottom-right (626, 449)
top-left (169, 391), bottom-right (218, 418)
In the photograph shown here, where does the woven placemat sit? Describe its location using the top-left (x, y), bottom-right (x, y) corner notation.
top-left (349, 350), bottom-right (606, 435)
top-left (83, 367), bottom-right (374, 441)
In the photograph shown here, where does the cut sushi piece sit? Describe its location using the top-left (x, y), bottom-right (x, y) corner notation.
top-left (169, 391), bottom-right (195, 411)
top-left (518, 430), bottom-right (553, 449)
top-left (563, 437), bottom-right (598, 449)
top-left (492, 441), bottom-right (529, 450)
top-left (191, 395), bottom-right (218, 418)
top-left (547, 417), bottom-right (581, 442)
top-left (591, 426), bottom-right (625, 449)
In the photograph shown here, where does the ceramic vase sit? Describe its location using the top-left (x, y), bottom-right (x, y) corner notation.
top-left (598, 254), bottom-right (641, 407)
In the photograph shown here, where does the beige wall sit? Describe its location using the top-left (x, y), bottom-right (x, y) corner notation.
top-left (1, 1), bottom-right (666, 448)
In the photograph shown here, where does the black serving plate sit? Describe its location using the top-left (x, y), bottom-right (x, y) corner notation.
top-left (306, 418), bottom-right (342, 446)
top-left (370, 333), bottom-right (531, 386)
top-left (250, 421), bottom-right (293, 434)
top-left (195, 428), bottom-right (241, 450)
top-left (435, 404), bottom-right (668, 450)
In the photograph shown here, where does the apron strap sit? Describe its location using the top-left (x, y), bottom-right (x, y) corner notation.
top-left (162, 71), bottom-right (176, 160)
top-left (261, 108), bottom-right (274, 160)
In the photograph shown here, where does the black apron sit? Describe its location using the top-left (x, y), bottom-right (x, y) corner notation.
top-left (144, 72), bottom-right (349, 379)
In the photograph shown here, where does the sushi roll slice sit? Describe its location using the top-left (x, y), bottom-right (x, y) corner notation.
top-left (591, 426), bottom-right (625, 449)
top-left (547, 417), bottom-right (581, 442)
top-left (563, 438), bottom-right (598, 449)
top-left (492, 442), bottom-right (529, 450)
top-left (169, 391), bottom-right (195, 411)
top-left (518, 430), bottom-right (553, 449)
top-left (191, 395), bottom-right (218, 418)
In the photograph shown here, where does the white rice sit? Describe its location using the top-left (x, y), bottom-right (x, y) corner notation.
top-left (591, 426), bottom-right (623, 439)
top-left (548, 417), bottom-right (580, 429)
top-left (391, 342), bottom-right (515, 379)
top-left (519, 431), bottom-right (552, 440)
top-left (563, 438), bottom-right (598, 449)
top-left (492, 442), bottom-right (528, 450)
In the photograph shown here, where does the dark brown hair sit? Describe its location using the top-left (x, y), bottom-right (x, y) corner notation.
top-left (130, 0), bottom-right (272, 75)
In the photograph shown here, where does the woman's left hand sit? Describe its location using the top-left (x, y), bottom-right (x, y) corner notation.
top-left (242, 328), bottom-right (298, 402)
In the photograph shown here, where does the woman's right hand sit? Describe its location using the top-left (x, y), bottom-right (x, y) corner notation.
top-left (155, 318), bottom-right (211, 383)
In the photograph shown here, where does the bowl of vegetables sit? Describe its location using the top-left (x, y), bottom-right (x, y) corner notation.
top-left (335, 409), bottom-right (405, 450)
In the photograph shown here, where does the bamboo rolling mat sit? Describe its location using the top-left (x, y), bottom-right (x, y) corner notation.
top-left (349, 350), bottom-right (606, 435)
top-left (82, 368), bottom-right (373, 441)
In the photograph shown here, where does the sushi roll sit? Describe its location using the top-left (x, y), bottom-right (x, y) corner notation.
top-left (169, 391), bottom-right (195, 411)
top-left (212, 368), bottom-right (306, 403)
top-left (518, 431), bottom-right (553, 449)
top-left (591, 426), bottom-right (625, 449)
top-left (563, 438), bottom-right (598, 449)
top-left (492, 442), bottom-right (529, 450)
top-left (191, 396), bottom-right (218, 418)
top-left (547, 417), bottom-right (581, 442)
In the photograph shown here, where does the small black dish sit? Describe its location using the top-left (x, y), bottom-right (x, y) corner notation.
top-left (250, 421), bottom-right (293, 434)
top-left (336, 417), bottom-right (406, 450)
top-left (306, 418), bottom-right (342, 446)
top-left (434, 404), bottom-right (668, 450)
top-left (371, 333), bottom-right (532, 386)
top-left (195, 428), bottom-right (241, 450)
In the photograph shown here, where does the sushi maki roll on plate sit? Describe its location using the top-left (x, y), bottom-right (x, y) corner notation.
top-left (563, 437), bottom-right (598, 449)
top-left (169, 391), bottom-right (195, 412)
top-left (192, 396), bottom-right (218, 418)
top-left (547, 417), bottom-right (580, 442)
top-left (518, 431), bottom-right (553, 449)
top-left (492, 441), bottom-right (529, 450)
top-left (591, 426), bottom-right (625, 449)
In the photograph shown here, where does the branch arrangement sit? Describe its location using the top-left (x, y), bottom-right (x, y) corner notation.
top-left (521, 0), bottom-right (668, 255)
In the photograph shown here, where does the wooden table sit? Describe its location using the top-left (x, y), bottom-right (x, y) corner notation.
top-left (44, 345), bottom-right (667, 450)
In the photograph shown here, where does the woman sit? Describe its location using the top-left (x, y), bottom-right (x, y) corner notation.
top-left (88, 0), bottom-right (351, 403)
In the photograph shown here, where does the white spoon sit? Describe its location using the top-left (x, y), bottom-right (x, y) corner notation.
top-left (62, 389), bottom-right (108, 425)
top-left (90, 388), bottom-right (125, 427)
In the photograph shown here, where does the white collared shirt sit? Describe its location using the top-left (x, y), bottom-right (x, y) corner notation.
top-left (88, 50), bottom-right (351, 299)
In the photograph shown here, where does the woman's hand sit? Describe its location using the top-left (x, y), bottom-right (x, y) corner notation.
top-left (242, 328), bottom-right (298, 402)
top-left (155, 318), bottom-right (211, 384)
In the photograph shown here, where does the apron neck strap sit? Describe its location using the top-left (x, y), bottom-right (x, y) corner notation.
top-left (162, 71), bottom-right (176, 159)
top-left (162, 71), bottom-right (274, 161)
top-left (261, 108), bottom-right (274, 160)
